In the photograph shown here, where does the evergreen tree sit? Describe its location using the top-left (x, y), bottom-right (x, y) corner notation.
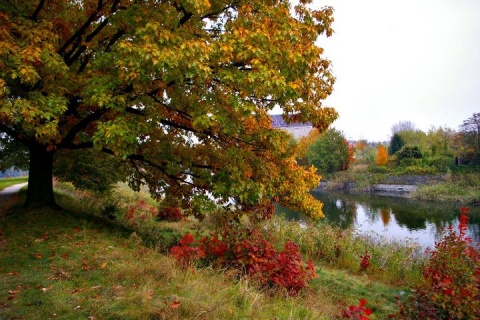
top-left (389, 133), bottom-right (405, 155)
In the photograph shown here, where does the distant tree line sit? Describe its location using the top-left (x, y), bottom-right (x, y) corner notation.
top-left (296, 113), bottom-right (480, 175)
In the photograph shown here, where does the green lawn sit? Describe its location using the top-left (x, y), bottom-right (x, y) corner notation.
top-left (0, 176), bottom-right (28, 191)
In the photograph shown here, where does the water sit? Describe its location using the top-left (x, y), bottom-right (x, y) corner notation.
top-left (277, 191), bottom-right (480, 250)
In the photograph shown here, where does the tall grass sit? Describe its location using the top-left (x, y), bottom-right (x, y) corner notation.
top-left (414, 173), bottom-right (480, 204)
top-left (261, 217), bottom-right (423, 287)
top-left (0, 181), bottom-right (432, 318)
top-left (56, 181), bottom-right (425, 287)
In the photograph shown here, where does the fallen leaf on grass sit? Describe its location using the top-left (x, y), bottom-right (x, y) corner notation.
top-left (48, 267), bottom-right (71, 280)
top-left (145, 289), bottom-right (154, 300)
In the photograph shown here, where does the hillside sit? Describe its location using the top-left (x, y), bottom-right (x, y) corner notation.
top-left (0, 184), bottom-right (413, 319)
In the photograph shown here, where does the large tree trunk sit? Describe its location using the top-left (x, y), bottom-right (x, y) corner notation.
top-left (24, 146), bottom-right (57, 208)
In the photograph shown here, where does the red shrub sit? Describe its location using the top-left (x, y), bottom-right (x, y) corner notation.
top-left (342, 299), bottom-right (372, 319)
top-left (397, 207), bottom-right (480, 319)
top-left (158, 207), bottom-right (184, 221)
top-left (125, 207), bottom-right (135, 220)
top-left (359, 251), bottom-right (371, 271)
top-left (169, 233), bottom-right (204, 270)
top-left (173, 227), bottom-right (317, 295)
top-left (200, 228), bottom-right (317, 296)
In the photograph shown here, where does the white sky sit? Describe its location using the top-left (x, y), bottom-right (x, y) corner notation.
top-left (316, 0), bottom-right (480, 142)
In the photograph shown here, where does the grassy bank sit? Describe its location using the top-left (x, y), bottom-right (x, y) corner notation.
top-left (0, 176), bottom-right (28, 191)
top-left (321, 164), bottom-right (480, 205)
top-left (0, 184), bottom-right (425, 319)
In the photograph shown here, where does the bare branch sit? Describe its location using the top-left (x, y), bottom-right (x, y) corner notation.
top-left (104, 29), bottom-right (126, 52)
top-left (58, 0), bottom-right (105, 56)
top-left (30, 0), bottom-right (45, 21)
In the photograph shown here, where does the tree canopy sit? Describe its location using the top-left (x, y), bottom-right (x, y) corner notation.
top-left (0, 0), bottom-right (337, 218)
top-left (307, 128), bottom-right (351, 174)
top-left (459, 113), bottom-right (480, 163)
top-left (388, 133), bottom-right (404, 155)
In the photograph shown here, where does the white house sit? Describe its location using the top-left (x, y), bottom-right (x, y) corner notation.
top-left (270, 114), bottom-right (313, 140)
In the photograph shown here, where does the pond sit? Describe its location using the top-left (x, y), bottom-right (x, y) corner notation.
top-left (276, 192), bottom-right (480, 250)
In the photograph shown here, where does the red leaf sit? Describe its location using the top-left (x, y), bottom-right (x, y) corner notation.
top-left (171, 301), bottom-right (181, 309)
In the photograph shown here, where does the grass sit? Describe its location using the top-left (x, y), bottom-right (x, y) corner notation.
top-left (323, 164), bottom-right (480, 204)
top-left (0, 183), bottom-right (424, 319)
top-left (414, 173), bottom-right (480, 204)
top-left (0, 176), bottom-right (28, 191)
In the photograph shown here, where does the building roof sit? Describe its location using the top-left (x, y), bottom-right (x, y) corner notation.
top-left (270, 114), bottom-right (312, 128)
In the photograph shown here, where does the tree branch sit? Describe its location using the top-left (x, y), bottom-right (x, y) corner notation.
top-left (58, 0), bottom-right (105, 56)
top-left (173, 2), bottom-right (193, 27)
top-left (0, 123), bottom-right (19, 142)
top-left (0, 123), bottom-right (34, 149)
top-left (58, 108), bottom-right (106, 148)
top-left (30, 0), bottom-right (45, 21)
top-left (104, 29), bottom-right (126, 52)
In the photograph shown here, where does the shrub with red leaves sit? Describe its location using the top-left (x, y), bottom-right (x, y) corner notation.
top-left (177, 227), bottom-right (316, 295)
top-left (396, 207), bottom-right (480, 319)
top-left (157, 207), bottom-right (184, 221)
top-left (200, 228), bottom-right (317, 296)
top-left (169, 233), bottom-right (204, 270)
top-left (342, 299), bottom-right (372, 319)
top-left (359, 251), bottom-right (371, 271)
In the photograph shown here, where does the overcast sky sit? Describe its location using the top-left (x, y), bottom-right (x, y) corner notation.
top-left (316, 0), bottom-right (480, 142)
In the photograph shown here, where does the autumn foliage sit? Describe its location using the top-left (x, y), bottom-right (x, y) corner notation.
top-left (342, 299), bottom-right (373, 320)
top-left (0, 0), bottom-right (337, 217)
top-left (375, 145), bottom-right (388, 166)
top-left (169, 228), bottom-right (317, 296)
top-left (157, 207), bottom-right (184, 222)
top-left (397, 207), bottom-right (480, 319)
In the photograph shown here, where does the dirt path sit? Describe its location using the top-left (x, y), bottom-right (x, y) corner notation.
top-left (0, 183), bottom-right (27, 215)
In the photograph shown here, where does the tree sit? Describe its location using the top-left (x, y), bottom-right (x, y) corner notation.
top-left (388, 133), bottom-right (405, 155)
top-left (427, 126), bottom-right (455, 157)
top-left (353, 140), bottom-right (376, 165)
top-left (295, 128), bottom-right (320, 166)
top-left (0, 134), bottom-right (29, 172)
top-left (390, 121), bottom-right (427, 149)
top-left (0, 1), bottom-right (337, 218)
top-left (391, 121), bottom-right (416, 135)
top-left (375, 144), bottom-right (388, 166)
top-left (459, 113), bottom-right (480, 163)
top-left (307, 129), bottom-right (351, 174)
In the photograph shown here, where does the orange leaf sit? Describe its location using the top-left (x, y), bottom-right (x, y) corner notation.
top-left (171, 301), bottom-right (181, 309)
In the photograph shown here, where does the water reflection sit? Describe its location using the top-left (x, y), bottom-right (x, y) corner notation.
top-left (277, 192), bottom-right (480, 249)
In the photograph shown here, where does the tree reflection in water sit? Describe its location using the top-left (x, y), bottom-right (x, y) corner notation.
top-left (276, 192), bottom-right (480, 250)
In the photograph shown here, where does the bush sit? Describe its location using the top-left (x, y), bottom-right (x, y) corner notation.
top-left (396, 207), bottom-right (480, 319)
top-left (396, 145), bottom-right (423, 167)
top-left (426, 155), bottom-right (454, 172)
top-left (171, 227), bottom-right (317, 296)
top-left (158, 207), bottom-right (184, 221)
top-left (307, 128), bottom-right (352, 173)
top-left (169, 233), bottom-right (205, 270)
top-left (394, 165), bottom-right (438, 175)
top-left (342, 299), bottom-right (373, 319)
top-left (367, 165), bottom-right (389, 173)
